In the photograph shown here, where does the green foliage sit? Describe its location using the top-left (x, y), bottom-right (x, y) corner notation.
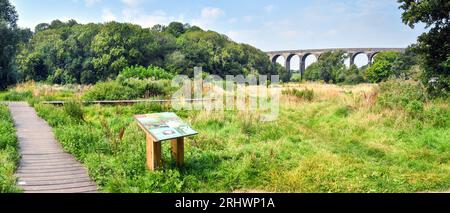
top-left (282, 88), bottom-right (315, 101)
top-left (366, 52), bottom-right (400, 83)
top-left (0, 90), bottom-right (32, 101)
top-left (63, 100), bottom-right (85, 122)
top-left (343, 65), bottom-right (366, 85)
top-left (82, 79), bottom-right (171, 101)
top-left (15, 21), bottom-right (274, 84)
top-left (377, 80), bottom-right (427, 109)
top-left (398, 0), bottom-right (450, 95)
top-left (290, 73), bottom-right (302, 82)
top-left (120, 65), bottom-right (174, 80)
top-left (377, 80), bottom-right (449, 127)
top-left (304, 63), bottom-right (321, 81)
top-left (303, 51), bottom-right (360, 84)
top-left (0, 104), bottom-right (20, 192)
top-left (28, 81), bottom-right (450, 193)
top-left (82, 81), bottom-right (135, 101)
top-left (0, 0), bottom-right (19, 89)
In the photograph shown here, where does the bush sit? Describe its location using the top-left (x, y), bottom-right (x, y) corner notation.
top-left (377, 80), bottom-right (427, 109)
top-left (283, 88), bottom-right (314, 101)
top-left (83, 80), bottom-right (172, 101)
top-left (344, 74), bottom-right (366, 85)
top-left (365, 52), bottom-right (400, 83)
top-left (55, 125), bottom-right (107, 161)
top-left (82, 81), bottom-right (136, 101)
top-left (120, 79), bottom-right (169, 98)
top-left (0, 90), bottom-right (32, 101)
top-left (425, 105), bottom-right (450, 128)
top-left (290, 73), bottom-right (302, 82)
top-left (63, 100), bottom-right (85, 122)
top-left (120, 65), bottom-right (174, 80)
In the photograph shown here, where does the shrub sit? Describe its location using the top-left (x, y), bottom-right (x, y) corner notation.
top-left (120, 65), bottom-right (174, 80)
top-left (365, 52), bottom-right (400, 83)
top-left (55, 125), bottom-right (106, 161)
top-left (425, 105), bottom-right (450, 128)
top-left (406, 100), bottom-right (424, 119)
top-left (82, 81), bottom-right (136, 101)
top-left (377, 80), bottom-right (427, 109)
top-left (290, 73), bottom-right (302, 82)
top-left (120, 79), bottom-right (168, 98)
top-left (63, 100), bottom-right (85, 122)
top-left (0, 90), bottom-right (32, 101)
top-left (283, 88), bottom-right (315, 101)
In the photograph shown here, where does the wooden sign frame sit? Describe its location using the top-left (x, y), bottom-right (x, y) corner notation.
top-left (134, 113), bottom-right (197, 170)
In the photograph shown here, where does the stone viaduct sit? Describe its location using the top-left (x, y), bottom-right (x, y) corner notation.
top-left (267, 48), bottom-right (405, 75)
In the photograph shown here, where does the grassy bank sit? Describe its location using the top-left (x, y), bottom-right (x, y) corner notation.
top-left (21, 80), bottom-right (449, 193)
top-left (0, 104), bottom-right (20, 193)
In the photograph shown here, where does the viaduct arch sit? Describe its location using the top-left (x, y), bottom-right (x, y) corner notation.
top-left (267, 48), bottom-right (405, 77)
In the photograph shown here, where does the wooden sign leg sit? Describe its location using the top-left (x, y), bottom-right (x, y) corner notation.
top-left (146, 133), bottom-right (162, 171)
top-left (171, 137), bottom-right (184, 166)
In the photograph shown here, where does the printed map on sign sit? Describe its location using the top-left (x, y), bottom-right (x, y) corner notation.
top-left (134, 112), bottom-right (198, 142)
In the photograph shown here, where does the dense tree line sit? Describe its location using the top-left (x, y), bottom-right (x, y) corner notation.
top-left (0, 0), bottom-right (32, 89)
top-left (301, 50), bottom-right (420, 84)
top-left (398, 0), bottom-right (450, 95)
top-left (13, 20), bottom-right (280, 85)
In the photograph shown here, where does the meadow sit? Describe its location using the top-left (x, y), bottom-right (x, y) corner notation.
top-left (1, 80), bottom-right (449, 193)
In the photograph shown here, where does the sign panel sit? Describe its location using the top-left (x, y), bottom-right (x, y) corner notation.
top-left (135, 112), bottom-right (198, 142)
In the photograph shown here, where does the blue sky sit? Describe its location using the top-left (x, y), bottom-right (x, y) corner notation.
top-left (10, 0), bottom-right (426, 67)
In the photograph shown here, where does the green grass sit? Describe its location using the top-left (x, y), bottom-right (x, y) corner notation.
top-left (0, 104), bottom-right (21, 193)
top-left (29, 81), bottom-right (450, 193)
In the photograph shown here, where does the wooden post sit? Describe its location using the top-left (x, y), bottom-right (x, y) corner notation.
top-left (146, 133), bottom-right (162, 171)
top-left (171, 137), bottom-right (184, 166)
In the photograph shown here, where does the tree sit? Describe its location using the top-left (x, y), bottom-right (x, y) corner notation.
top-left (398, 0), bottom-right (450, 95)
top-left (316, 51), bottom-right (346, 83)
top-left (34, 23), bottom-right (49, 33)
top-left (365, 52), bottom-right (400, 83)
top-left (164, 22), bottom-right (186, 37)
top-left (0, 0), bottom-right (19, 89)
top-left (391, 47), bottom-right (420, 79)
top-left (16, 21), bottom-right (276, 84)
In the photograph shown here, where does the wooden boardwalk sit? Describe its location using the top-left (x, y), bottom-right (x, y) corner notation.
top-left (8, 102), bottom-right (97, 193)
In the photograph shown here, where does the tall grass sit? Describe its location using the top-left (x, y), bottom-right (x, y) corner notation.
top-left (32, 81), bottom-right (450, 193)
top-left (0, 104), bottom-right (21, 193)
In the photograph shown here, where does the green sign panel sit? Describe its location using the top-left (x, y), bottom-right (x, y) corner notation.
top-left (135, 112), bottom-right (198, 142)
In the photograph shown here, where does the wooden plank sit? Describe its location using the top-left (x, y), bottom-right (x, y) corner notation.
top-left (8, 102), bottom-right (98, 193)
top-left (18, 166), bottom-right (86, 173)
top-left (171, 137), bottom-right (185, 166)
top-left (146, 133), bottom-right (162, 171)
top-left (19, 173), bottom-right (91, 182)
top-left (18, 177), bottom-right (93, 186)
top-left (16, 170), bottom-right (89, 178)
top-left (20, 181), bottom-right (96, 191)
top-left (25, 186), bottom-right (98, 193)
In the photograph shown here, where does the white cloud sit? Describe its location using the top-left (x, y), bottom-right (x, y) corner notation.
top-left (121, 0), bottom-right (143, 7)
top-left (102, 8), bottom-right (116, 22)
top-left (264, 5), bottom-right (274, 13)
top-left (122, 9), bottom-right (184, 28)
top-left (201, 7), bottom-right (224, 19)
top-left (279, 30), bottom-right (302, 39)
top-left (84, 0), bottom-right (101, 7)
top-left (228, 18), bottom-right (238, 24)
top-left (243, 16), bottom-right (253, 23)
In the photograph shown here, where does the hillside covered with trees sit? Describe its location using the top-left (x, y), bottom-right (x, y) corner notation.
top-left (14, 21), bottom-right (280, 85)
